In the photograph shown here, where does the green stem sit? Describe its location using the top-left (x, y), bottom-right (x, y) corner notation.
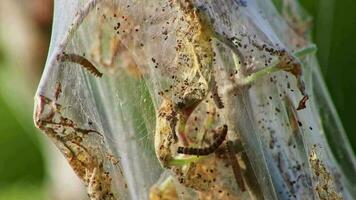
top-left (293, 44), bottom-right (317, 58)
top-left (239, 44), bottom-right (317, 85)
top-left (169, 155), bottom-right (202, 167)
top-left (240, 63), bottom-right (281, 85)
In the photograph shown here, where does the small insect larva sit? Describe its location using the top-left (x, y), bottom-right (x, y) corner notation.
top-left (54, 82), bottom-right (62, 101)
top-left (226, 140), bottom-right (246, 191)
top-left (177, 124), bottom-right (228, 156)
top-left (210, 76), bottom-right (224, 109)
top-left (58, 53), bottom-right (103, 77)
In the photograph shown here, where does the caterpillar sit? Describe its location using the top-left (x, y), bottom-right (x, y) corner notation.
top-left (58, 53), bottom-right (103, 77)
top-left (227, 140), bottom-right (246, 191)
top-left (177, 125), bottom-right (228, 156)
top-left (210, 76), bottom-right (224, 109)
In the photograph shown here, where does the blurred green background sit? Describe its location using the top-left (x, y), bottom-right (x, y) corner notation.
top-left (0, 0), bottom-right (355, 199)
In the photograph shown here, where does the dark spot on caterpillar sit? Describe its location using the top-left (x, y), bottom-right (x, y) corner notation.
top-left (177, 125), bottom-right (228, 155)
top-left (58, 53), bottom-right (103, 77)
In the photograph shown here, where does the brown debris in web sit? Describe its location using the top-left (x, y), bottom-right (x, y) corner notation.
top-left (274, 49), bottom-right (309, 110)
top-left (296, 95), bottom-right (309, 110)
top-left (216, 29), bottom-right (309, 110)
top-left (309, 145), bottom-right (342, 200)
top-left (149, 155), bottom-right (241, 199)
top-left (34, 83), bottom-right (123, 200)
top-left (149, 179), bottom-right (179, 200)
top-left (90, 6), bottom-right (144, 78)
top-left (173, 161), bottom-right (218, 192)
top-left (184, 151), bottom-right (242, 199)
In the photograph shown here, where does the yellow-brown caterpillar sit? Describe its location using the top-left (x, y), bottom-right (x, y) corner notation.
top-left (58, 53), bottom-right (103, 77)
